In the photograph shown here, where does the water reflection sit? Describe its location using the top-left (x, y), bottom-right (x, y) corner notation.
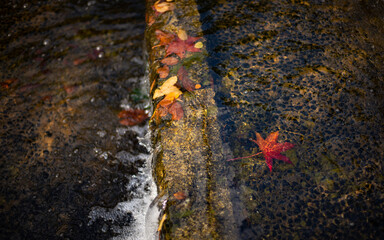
top-left (0, 0), bottom-right (153, 239)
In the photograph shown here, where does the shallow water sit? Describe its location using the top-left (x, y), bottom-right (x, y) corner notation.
top-left (198, 0), bottom-right (384, 238)
top-left (144, 0), bottom-right (384, 239)
top-left (0, 1), bottom-right (155, 239)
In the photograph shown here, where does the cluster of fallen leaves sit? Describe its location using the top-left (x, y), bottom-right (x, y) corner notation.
top-left (228, 131), bottom-right (295, 172)
top-left (121, 0), bottom-right (205, 125)
top-left (150, 27), bottom-right (203, 122)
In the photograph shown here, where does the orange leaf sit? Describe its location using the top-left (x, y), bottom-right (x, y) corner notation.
top-left (118, 109), bottom-right (148, 126)
top-left (161, 57), bottom-right (179, 65)
top-left (154, 30), bottom-right (175, 47)
top-left (158, 98), bottom-right (174, 108)
top-left (163, 90), bottom-right (182, 102)
top-left (154, 0), bottom-right (175, 13)
top-left (173, 191), bottom-right (187, 200)
top-left (146, 14), bottom-right (156, 26)
top-left (157, 65), bottom-right (169, 79)
top-left (158, 106), bottom-right (168, 117)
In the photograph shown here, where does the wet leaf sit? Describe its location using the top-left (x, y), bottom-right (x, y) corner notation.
top-left (161, 57), bottom-right (179, 65)
top-left (194, 42), bottom-right (203, 48)
top-left (154, 0), bottom-right (175, 13)
top-left (158, 98), bottom-right (174, 108)
top-left (168, 101), bottom-right (184, 120)
top-left (154, 97), bottom-right (184, 122)
top-left (153, 76), bottom-right (182, 99)
top-left (118, 109), bottom-right (148, 126)
top-left (173, 191), bottom-right (187, 200)
top-left (166, 35), bottom-right (201, 59)
top-left (177, 66), bottom-right (196, 92)
top-left (177, 29), bottom-right (188, 41)
top-left (253, 131), bottom-right (295, 172)
top-left (162, 90), bottom-right (182, 102)
top-left (158, 106), bottom-right (169, 117)
top-left (154, 30), bottom-right (175, 47)
top-left (157, 65), bottom-right (170, 79)
top-left (146, 14), bottom-right (156, 26)
top-left (228, 131), bottom-right (295, 172)
top-left (157, 213), bottom-right (167, 232)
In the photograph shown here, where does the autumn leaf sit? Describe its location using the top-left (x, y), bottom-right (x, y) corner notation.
top-left (153, 92), bottom-right (184, 122)
top-left (177, 66), bottom-right (196, 92)
top-left (194, 42), bottom-right (204, 49)
top-left (168, 101), bottom-right (184, 120)
top-left (146, 13), bottom-right (156, 26)
top-left (154, 30), bottom-right (175, 47)
top-left (153, 76), bottom-right (182, 99)
top-left (228, 131), bottom-right (294, 172)
top-left (166, 35), bottom-right (201, 59)
top-left (157, 105), bottom-right (169, 118)
top-left (177, 29), bottom-right (188, 41)
top-left (118, 109), bottom-right (148, 126)
top-left (161, 57), bottom-right (179, 65)
top-left (153, 98), bottom-right (184, 122)
top-left (253, 131), bottom-right (294, 172)
top-left (173, 191), bottom-right (187, 200)
top-left (153, 0), bottom-right (175, 13)
top-left (162, 90), bottom-right (182, 102)
top-left (157, 65), bottom-right (169, 79)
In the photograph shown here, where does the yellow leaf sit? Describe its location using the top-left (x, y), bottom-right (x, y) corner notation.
top-left (157, 213), bottom-right (167, 232)
top-left (194, 42), bottom-right (203, 48)
top-left (177, 29), bottom-right (188, 41)
top-left (153, 76), bottom-right (182, 99)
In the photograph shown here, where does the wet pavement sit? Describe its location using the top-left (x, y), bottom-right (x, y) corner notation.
top-left (0, 1), bottom-right (153, 239)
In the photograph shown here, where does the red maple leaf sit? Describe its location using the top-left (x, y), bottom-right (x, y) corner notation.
top-left (253, 131), bottom-right (294, 172)
top-left (227, 131), bottom-right (294, 172)
top-left (166, 36), bottom-right (201, 59)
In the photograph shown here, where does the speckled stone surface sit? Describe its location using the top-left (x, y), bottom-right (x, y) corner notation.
top-left (147, 0), bottom-right (384, 239)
